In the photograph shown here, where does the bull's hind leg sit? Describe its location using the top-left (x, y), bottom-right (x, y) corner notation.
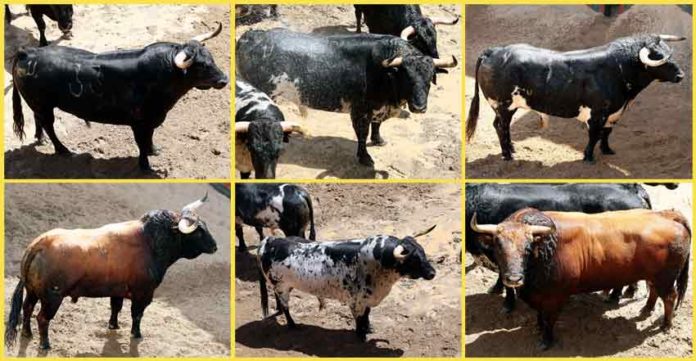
top-left (21, 291), bottom-right (38, 338)
top-left (37, 110), bottom-right (71, 155)
top-left (275, 288), bottom-right (297, 328)
top-left (600, 127), bottom-right (615, 155)
top-left (350, 111), bottom-right (373, 166)
top-left (493, 109), bottom-right (515, 160)
top-left (33, 117), bottom-right (45, 144)
top-left (583, 117), bottom-right (607, 162)
top-left (108, 297), bottom-right (124, 329)
top-left (235, 224), bottom-right (247, 252)
top-left (656, 277), bottom-right (679, 330)
top-left (37, 295), bottom-right (63, 349)
top-left (640, 281), bottom-right (658, 316)
top-left (132, 125), bottom-right (155, 171)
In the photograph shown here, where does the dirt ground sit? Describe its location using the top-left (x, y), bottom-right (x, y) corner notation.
top-left (4, 183), bottom-right (230, 357)
top-left (235, 5), bottom-right (462, 179)
top-left (4, 5), bottom-right (231, 179)
top-left (235, 184), bottom-right (461, 356)
top-left (465, 183), bottom-right (693, 357)
top-left (465, 6), bottom-right (692, 179)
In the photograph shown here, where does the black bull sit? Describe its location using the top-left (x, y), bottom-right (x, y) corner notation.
top-left (12, 22), bottom-right (229, 172)
top-left (466, 34), bottom-right (685, 162)
top-left (236, 28), bottom-right (457, 166)
top-left (465, 183), bottom-right (652, 311)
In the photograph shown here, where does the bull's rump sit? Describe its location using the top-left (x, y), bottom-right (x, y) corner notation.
top-left (545, 209), bottom-right (690, 293)
top-left (236, 29), bottom-right (372, 111)
top-left (22, 222), bottom-right (152, 298)
top-left (478, 44), bottom-right (625, 118)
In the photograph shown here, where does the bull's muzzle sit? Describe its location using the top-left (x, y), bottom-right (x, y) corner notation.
top-left (504, 273), bottom-right (524, 288)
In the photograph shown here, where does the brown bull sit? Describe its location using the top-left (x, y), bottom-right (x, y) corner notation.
top-left (471, 208), bottom-right (690, 350)
top-left (4, 193), bottom-right (217, 350)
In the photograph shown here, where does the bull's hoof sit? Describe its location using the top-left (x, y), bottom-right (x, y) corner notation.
top-left (369, 137), bottom-right (387, 147)
top-left (39, 342), bottom-right (51, 350)
top-left (108, 323), bottom-right (120, 330)
top-left (660, 320), bottom-right (673, 331)
top-left (601, 147), bottom-right (615, 155)
top-left (639, 306), bottom-right (653, 317)
top-left (358, 154), bottom-right (375, 167)
top-left (582, 156), bottom-right (595, 163)
top-left (131, 332), bottom-right (143, 339)
top-left (147, 146), bottom-right (161, 156)
top-left (538, 339), bottom-right (553, 351)
top-left (55, 148), bottom-right (73, 156)
top-left (501, 154), bottom-right (513, 161)
top-left (21, 329), bottom-right (32, 338)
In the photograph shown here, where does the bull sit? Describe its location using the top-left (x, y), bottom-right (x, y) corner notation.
top-left (471, 208), bottom-right (690, 349)
top-left (4, 193), bottom-right (217, 350)
top-left (466, 183), bottom-right (651, 311)
top-left (466, 34), bottom-right (686, 162)
top-left (235, 79), bottom-right (307, 179)
top-left (236, 28), bottom-right (457, 166)
top-left (5, 5), bottom-right (73, 46)
top-left (11, 22), bottom-right (228, 172)
top-left (257, 225), bottom-right (436, 341)
top-left (235, 183), bottom-right (316, 252)
top-left (354, 5), bottom-right (459, 58)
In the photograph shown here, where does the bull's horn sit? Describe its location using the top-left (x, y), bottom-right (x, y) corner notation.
top-left (430, 16), bottom-right (460, 26)
top-left (382, 56), bottom-right (403, 68)
top-left (659, 34), bottom-right (686, 42)
top-left (470, 213), bottom-right (497, 235)
top-left (639, 47), bottom-right (669, 67)
top-left (400, 25), bottom-right (416, 40)
top-left (527, 225), bottom-right (555, 237)
top-left (192, 21), bottom-right (223, 43)
top-left (178, 218), bottom-right (198, 234)
top-left (182, 191), bottom-right (209, 214)
top-left (393, 245), bottom-right (407, 261)
top-left (413, 225), bottom-right (436, 238)
top-left (433, 55), bottom-right (458, 68)
top-left (174, 50), bottom-right (194, 69)
top-left (280, 121), bottom-right (308, 135)
top-left (235, 122), bottom-right (251, 133)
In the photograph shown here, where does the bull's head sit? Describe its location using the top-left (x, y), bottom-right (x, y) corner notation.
top-left (50, 5), bottom-right (73, 36)
top-left (174, 22), bottom-right (229, 90)
top-left (235, 120), bottom-right (308, 179)
top-left (391, 225), bottom-right (437, 280)
top-left (381, 52), bottom-right (457, 113)
top-left (470, 210), bottom-right (555, 288)
top-left (400, 15), bottom-right (459, 58)
top-left (638, 34), bottom-right (686, 83)
top-left (177, 192), bottom-right (218, 257)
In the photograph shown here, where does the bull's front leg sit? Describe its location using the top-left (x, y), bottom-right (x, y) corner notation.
top-left (31, 12), bottom-right (48, 46)
top-left (583, 116), bottom-right (606, 162)
top-left (108, 297), bottom-right (124, 329)
top-left (350, 300), bottom-right (370, 341)
top-left (350, 110), bottom-right (373, 166)
top-left (132, 125), bottom-right (155, 172)
top-left (235, 224), bottom-right (247, 252)
top-left (130, 295), bottom-right (152, 339)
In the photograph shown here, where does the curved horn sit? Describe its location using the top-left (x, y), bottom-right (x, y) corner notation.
top-left (659, 34), bottom-right (686, 42)
top-left (174, 50), bottom-right (194, 70)
top-left (235, 122), bottom-right (251, 133)
top-left (639, 47), bottom-right (669, 67)
top-left (400, 26), bottom-right (416, 40)
top-left (192, 21), bottom-right (222, 43)
top-left (470, 213), bottom-right (497, 235)
top-left (393, 245), bottom-right (407, 261)
top-left (413, 224), bottom-right (436, 238)
top-left (430, 16), bottom-right (460, 26)
top-left (280, 121), bottom-right (307, 135)
top-left (182, 191), bottom-right (209, 214)
top-left (178, 218), bottom-right (198, 234)
top-left (433, 55), bottom-right (458, 68)
top-left (382, 57), bottom-right (403, 68)
top-left (527, 225), bottom-right (555, 236)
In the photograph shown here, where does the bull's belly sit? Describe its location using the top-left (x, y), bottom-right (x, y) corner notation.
top-left (55, 104), bottom-right (135, 126)
top-left (271, 267), bottom-right (353, 302)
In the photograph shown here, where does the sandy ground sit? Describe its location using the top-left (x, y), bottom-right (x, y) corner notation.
top-left (4, 184), bottom-right (230, 357)
top-left (465, 6), bottom-right (692, 179)
top-left (235, 184), bottom-right (461, 356)
top-left (4, 5), bottom-right (231, 179)
top-left (465, 183), bottom-right (693, 357)
top-left (235, 5), bottom-right (462, 179)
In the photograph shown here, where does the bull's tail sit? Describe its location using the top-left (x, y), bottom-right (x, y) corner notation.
top-left (12, 78), bottom-right (24, 141)
top-left (258, 264), bottom-right (269, 318)
top-left (676, 255), bottom-right (689, 310)
top-left (466, 52), bottom-right (486, 142)
top-left (5, 279), bottom-right (25, 347)
top-left (304, 190), bottom-right (316, 241)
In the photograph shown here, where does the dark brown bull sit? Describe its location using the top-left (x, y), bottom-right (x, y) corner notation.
top-left (4, 193), bottom-right (217, 350)
top-left (471, 208), bottom-right (690, 350)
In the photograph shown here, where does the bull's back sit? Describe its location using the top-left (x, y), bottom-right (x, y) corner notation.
top-left (22, 222), bottom-right (153, 298)
top-left (546, 210), bottom-right (690, 292)
top-left (237, 29), bottom-right (368, 110)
